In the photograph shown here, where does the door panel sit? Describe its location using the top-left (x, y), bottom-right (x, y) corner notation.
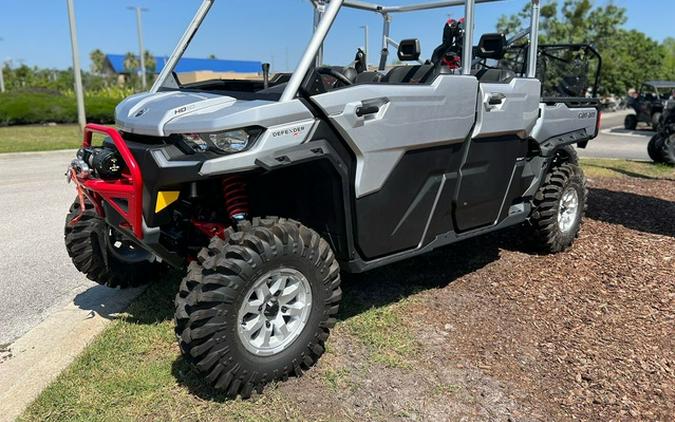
top-left (311, 75), bottom-right (478, 198)
top-left (453, 78), bottom-right (540, 232)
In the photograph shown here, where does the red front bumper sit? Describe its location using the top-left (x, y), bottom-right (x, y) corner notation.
top-left (76, 124), bottom-right (145, 239)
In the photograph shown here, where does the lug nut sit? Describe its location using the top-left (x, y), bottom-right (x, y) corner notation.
top-left (265, 321), bottom-right (271, 328)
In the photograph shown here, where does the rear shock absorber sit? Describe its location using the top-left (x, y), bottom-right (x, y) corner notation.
top-left (222, 175), bottom-right (249, 222)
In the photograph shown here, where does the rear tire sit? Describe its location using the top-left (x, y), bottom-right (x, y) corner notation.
top-left (174, 217), bottom-right (341, 399)
top-left (624, 114), bottom-right (638, 130)
top-left (659, 134), bottom-right (675, 165)
top-left (65, 199), bottom-right (163, 288)
top-left (648, 135), bottom-right (665, 163)
top-left (530, 163), bottom-right (587, 253)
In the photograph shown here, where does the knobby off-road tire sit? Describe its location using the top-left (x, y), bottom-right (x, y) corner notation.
top-left (174, 217), bottom-right (342, 399)
top-left (648, 135), bottom-right (665, 163)
top-left (624, 114), bottom-right (638, 130)
top-left (530, 163), bottom-right (587, 253)
top-left (658, 133), bottom-right (675, 165)
top-left (65, 199), bottom-right (162, 288)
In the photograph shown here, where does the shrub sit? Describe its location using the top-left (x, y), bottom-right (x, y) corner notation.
top-left (0, 91), bottom-right (122, 126)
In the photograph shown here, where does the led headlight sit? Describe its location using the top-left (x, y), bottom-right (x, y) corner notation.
top-left (183, 127), bottom-right (263, 154)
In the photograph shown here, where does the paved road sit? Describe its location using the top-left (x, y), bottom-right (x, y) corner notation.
top-left (0, 150), bottom-right (98, 345)
top-left (577, 110), bottom-right (652, 161)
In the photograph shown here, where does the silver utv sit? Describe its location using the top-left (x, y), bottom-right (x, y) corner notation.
top-left (66, 0), bottom-right (600, 398)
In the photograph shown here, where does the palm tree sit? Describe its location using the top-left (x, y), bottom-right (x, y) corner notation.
top-left (89, 49), bottom-right (106, 74)
top-left (123, 52), bottom-right (139, 74)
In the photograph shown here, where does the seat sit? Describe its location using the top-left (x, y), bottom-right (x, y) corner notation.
top-left (474, 68), bottom-right (515, 84)
top-left (356, 71), bottom-right (384, 84)
top-left (383, 65), bottom-right (435, 84)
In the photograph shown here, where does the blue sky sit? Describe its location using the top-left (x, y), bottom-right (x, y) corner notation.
top-left (0, 0), bottom-right (673, 72)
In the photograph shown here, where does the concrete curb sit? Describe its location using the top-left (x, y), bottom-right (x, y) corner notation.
top-left (0, 286), bottom-right (144, 422)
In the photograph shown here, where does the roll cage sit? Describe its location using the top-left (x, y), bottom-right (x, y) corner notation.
top-left (152, 0), bottom-right (543, 101)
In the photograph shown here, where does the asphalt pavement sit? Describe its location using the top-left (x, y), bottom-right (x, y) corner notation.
top-left (577, 110), bottom-right (652, 161)
top-left (0, 150), bottom-right (98, 345)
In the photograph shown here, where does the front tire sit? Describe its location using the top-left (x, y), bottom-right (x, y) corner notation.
top-left (530, 163), bottom-right (587, 253)
top-left (648, 135), bottom-right (665, 163)
top-left (624, 114), bottom-right (638, 130)
top-left (659, 134), bottom-right (675, 165)
top-left (65, 199), bottom-right (162, 288)
top-left (174, 217), bottom-right (341, 399)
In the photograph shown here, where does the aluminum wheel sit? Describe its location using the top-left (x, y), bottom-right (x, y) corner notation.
top-left (237, 268), bottom-right (312, 356)
top-left (558, 187), bottom-right (580, 233)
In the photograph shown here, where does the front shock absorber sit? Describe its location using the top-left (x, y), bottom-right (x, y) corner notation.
top-left (222, 175), bottom-right (249, 222)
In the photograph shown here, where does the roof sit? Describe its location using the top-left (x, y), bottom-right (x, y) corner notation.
top-left (644, 80), bottom-right (675, 89)
top-left (105, 54), bottom-right (262, 74)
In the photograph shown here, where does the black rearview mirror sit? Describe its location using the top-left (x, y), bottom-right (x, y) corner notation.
top-left (476, 33), bottom-right (506, 60)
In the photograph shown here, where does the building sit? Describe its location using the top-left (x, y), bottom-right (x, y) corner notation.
top-left (104, 54), bottom-right (263, 84)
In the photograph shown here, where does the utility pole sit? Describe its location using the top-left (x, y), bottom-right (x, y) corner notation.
top-left (0, 38), bottom-right (5, 93)
top-left (360, 25), bottom-right (369, 66)
top-left (66, 0), bottom-right (86, 131)
top-left (128, 6), bottom-right (149, 90)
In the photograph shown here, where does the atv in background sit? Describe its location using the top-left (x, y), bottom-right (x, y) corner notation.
top-left (625, 80), bottom-right (675, 131)
top-left (647, 99), bottom-right (675, 164)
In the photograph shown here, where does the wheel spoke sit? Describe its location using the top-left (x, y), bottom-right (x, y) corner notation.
top-left (282, 302), bottom-right (304, 317)
top-left (269, 276), bottom-right (287, 296)
top-left (255, 283), bottom-right (271, 302)
top-left (242, 299), bottom-right (263, 316)
top-left (261, 325), bottom-right (272, 347)
top-left (273, 314), bottom-right (290, 339)
top-left (278, 283), bottom-right (300, 305)
top-left (242, 315), bottom-right (264, 337)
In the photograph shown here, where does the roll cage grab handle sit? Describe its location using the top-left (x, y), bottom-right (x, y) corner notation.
top-left (151, 0), bottom-right (542, 101)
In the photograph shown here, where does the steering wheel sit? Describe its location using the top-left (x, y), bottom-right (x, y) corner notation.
top-left (317, 67), bottom-right (354, 86)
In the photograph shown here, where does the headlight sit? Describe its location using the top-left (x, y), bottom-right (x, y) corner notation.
top-left (182, 127), bottom-right (263, 154)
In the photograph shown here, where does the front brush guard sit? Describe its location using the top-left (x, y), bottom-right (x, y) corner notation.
top-left (71, 124), bottom-right (145, 240)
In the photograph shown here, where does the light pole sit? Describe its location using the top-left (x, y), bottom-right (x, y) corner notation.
top-left (0, 37), bottom-right (5, 93)
top-left (128, 6), bottom-right (149, 90)
top-left (360, 25), bottom-right (369, 66)
top-left (66, 0), bottom-right (86, 131)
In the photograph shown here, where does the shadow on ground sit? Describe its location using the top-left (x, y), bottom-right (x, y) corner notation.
top-left (587, 187), bottom-right (675, 237)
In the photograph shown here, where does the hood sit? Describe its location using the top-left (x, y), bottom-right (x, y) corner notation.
top-left (115, 91), bottom-right (314, 138)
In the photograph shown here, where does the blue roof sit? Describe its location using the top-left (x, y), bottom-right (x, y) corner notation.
top-left (105, 54), bottom-right (262, 74)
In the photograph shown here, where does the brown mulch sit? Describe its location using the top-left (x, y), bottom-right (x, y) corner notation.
top-left (230, 176), bottom-right (674, 421)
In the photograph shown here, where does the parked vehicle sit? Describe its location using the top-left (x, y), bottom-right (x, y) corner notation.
top-left (625, 80), bottom-right (675, 131)
top-left (647, 100), bottom-right (675, 164)
top-left (64, 0), bottom-right (601, 398)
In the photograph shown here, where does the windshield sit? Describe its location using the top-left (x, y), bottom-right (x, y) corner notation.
top-left (156, 0), bottom-right (313, 101)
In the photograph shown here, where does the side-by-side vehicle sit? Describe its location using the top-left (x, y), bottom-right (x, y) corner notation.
top-left (65, 0), bottom-right (601, 398)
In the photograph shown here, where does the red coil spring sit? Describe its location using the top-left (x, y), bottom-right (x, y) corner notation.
top-left (222, 175), bottom-right (249, 219)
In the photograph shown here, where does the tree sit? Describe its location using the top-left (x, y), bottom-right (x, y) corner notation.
top-left (497, 0), bottom-right (667, 95)
top-left (661, 37), bottom-right (675, 80)
top-left (90, 49), bottom-right (106, 74)
top-left (123, 52), bottom-right (139, 74)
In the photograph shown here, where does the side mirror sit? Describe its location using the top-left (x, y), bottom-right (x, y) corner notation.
top-left (476, 33), bottom-right (506, 60)
top-left (398, 39), bottom-right (421, 62)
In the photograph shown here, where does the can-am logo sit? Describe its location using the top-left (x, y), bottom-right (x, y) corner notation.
top-left (578, 111), bottom-right (597, 119)
top-left (272, 126), bottom-right (306, 138)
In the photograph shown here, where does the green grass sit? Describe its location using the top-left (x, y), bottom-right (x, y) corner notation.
top-left (341, 299), bottom-right (419, 369)
top-left (0, 125), bottom-right (81, 153)
top-left (580, 158), bottom-right (675, 180)
top-left (20, 274), bottom-right (419, 421)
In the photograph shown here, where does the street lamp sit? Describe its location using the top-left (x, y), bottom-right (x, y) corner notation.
top-left (128, 6), bottom-right (149, 90)
top-left (359, 25), bottom-right (369, 67)
top-left (0, 37), bottom-right (5, 93)
top-left (66, 0), bottom-right (86, 131)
